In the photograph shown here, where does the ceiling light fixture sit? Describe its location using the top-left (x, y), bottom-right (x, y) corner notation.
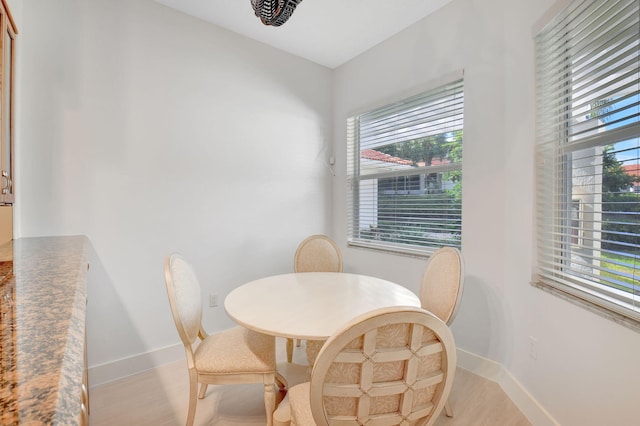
top-left (250, 0), bottom-right (303, 27)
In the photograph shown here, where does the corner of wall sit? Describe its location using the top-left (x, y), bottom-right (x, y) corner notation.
top-left (457, 348), bottom-right (559, 426)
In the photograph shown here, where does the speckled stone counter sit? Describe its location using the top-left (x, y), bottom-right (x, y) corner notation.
top-left (0, 236), bottom-right (89, 425)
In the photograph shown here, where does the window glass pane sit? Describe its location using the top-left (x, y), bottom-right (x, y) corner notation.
top-left (535, 0), bottom-right (640, 324)
top-left (348, 80), bottom-right (463, 255)
top-left (563, 138), bottom-right (640, 295)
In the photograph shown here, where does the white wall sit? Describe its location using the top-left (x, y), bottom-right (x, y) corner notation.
top-left (4, 0), bottom-right (19, 29)
top-left (17, 0), bottom-right (333, 376)
top-left (332, 0), bottom-right (640, 425)
top-left (15, 0), bottom-right (640, 423)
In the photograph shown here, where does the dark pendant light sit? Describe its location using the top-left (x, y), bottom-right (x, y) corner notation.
top-left (250, 0), bottom-right (304, 27)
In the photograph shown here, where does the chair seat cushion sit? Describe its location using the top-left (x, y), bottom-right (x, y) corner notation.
top-left (194, 326), bottom-right (276, 373)
top-left (288, 382), bottom-right (314, 425)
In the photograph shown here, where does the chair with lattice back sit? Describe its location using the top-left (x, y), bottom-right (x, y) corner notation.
top-left (284, 306), bottom-right (456, 426)
top-left (419, 246), bottom-right (464, 417)
top-left (286, 235), bottom-right (343, 363)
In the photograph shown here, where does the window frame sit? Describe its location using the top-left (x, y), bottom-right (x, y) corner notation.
top-left (346, 72), bottom-right (464, 257)
top-left (533, 0), bottom-right (640, 329)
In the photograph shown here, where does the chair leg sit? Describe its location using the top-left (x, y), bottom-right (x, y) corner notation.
top-left (264, 381), bottom-right (276, 426)
top-left (444, 398), bottom-right (453, 417)
top-left (198, 383), bottom-right (208, 399)
top-left (286, 338), bottom-right (294, 363)
top-left (186, 370), bottom-right (198, 426)
top-left (295, 339), bottom-right (301, 347)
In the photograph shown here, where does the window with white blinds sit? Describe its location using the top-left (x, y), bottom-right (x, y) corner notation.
top-left (535, 0), bottom-right (640, 324)
top-left (347, 78), bottom-right (464, 256)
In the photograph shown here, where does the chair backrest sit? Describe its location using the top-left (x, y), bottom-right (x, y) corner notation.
top-left (164, 254), bottom-right (203, 348)
top-left (420, 247), bottom-right (464, 325)
top-left (294, 235), bottom-right (343, 273)
top-left (308, 306), bottom-right (456, 426)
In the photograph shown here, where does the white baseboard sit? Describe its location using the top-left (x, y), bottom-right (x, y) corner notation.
top-left (88, 343), bottom-right (184, 388)
top-left (89, 342), bottom-right (557, 425)
top-left (457, 348), bottom-right (559, 426)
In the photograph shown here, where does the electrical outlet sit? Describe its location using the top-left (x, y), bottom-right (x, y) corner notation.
top-left (209, 293), bottom-right (218, 307)
top-left (529, 336), bottom-right (538, 360)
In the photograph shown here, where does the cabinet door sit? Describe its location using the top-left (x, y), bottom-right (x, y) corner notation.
top-left (0, 12), bottom-right (15, 204)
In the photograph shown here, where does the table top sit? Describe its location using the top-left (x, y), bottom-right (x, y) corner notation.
top-left (224, 272), bottom-right (421, 340)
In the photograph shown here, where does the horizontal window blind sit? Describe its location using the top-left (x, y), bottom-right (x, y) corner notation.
top-left (347, 80), bottom-right (464, 255)
top-left (535, 0), bottom-right (640, 322)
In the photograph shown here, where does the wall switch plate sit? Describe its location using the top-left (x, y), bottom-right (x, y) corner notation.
top-left (529, 336), bottom-right (538, 360)
top-left (209, 293), bottom-right (218, 307)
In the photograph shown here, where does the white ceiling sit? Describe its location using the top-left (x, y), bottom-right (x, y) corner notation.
top-left (154, 0), bottom-right (453, 69)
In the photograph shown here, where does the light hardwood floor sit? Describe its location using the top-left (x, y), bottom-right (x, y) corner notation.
top-left (90, 339), bottom-right (531, 426)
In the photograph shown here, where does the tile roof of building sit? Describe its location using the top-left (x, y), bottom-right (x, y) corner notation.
top-left (623, 164), bottom-right (640, 176)
top-left (360, 149), bottom-right (413, 165)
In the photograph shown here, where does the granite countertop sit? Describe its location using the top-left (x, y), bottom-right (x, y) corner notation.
top-left (0, 236), bottom-right (89, 425)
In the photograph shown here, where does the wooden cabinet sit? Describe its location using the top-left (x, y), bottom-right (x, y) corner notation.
top-left (0, 0), bottom-right (15, 205)
top-left (0, 204), bottom-right (10, 244)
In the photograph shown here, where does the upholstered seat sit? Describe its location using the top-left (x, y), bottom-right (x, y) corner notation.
top-left (193, 326), bottom-right (275, 373)
top-left (420, 246), bottom-right (465, 417)
top-left (164, 254), bottom-right (287, 426)
top-left (287, 235), bottom-right (343, 364)
top-left (283, 306), bottom-right (456, 426)
top-left (288, 384), bottom-right (313, 425)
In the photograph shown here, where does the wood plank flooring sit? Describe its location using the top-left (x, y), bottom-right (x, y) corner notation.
top-left (90, 339), bottom-right (531, 425)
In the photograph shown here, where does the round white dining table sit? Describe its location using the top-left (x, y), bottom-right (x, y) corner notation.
top-left (224, 272), bottom-right (421, 341)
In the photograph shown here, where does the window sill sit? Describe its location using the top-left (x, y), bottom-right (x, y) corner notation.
top-left (347, 240), bottom-right (438, 259)
top-left (532, 279), bottom-right (640, 333)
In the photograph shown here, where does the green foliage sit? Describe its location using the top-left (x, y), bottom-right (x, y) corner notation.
top-left (376, 131), bottom-right (462, 168)
top-left (602, 145), bottom-right (637, 193)
top-left (600, 251), bottom-right (640, 292)
top-left (444, 131), bottom-right (463, 201)
top-left (377, 134), bottom-right (448, 166)
top-left (587, 99), bottom-right (613, 123)
top-left (376, 131), bottom-right (463, 202)
top-left (601, 192), bottom-right (640, 251)
top-left (369, 192), bottom-right (462, 248)
top-left (601, 145), bottom-right (640, 251)
top-left (444, 130), bottom-right (463, 162)
top-left (363, 131), bottom-right (463, 249)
